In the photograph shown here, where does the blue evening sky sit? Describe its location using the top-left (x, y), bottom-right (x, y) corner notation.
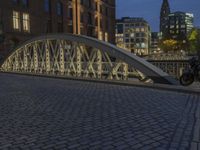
top-left (116, 0), bottom-right (200, 32)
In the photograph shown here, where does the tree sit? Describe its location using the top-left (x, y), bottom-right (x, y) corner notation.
top-left (159, 39), bottom-right (179, 53)
top-left (188, 28), bottom-right (200, 55)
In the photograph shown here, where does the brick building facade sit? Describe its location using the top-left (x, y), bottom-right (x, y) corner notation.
top-left (0, 0), bottom-right (115, 59)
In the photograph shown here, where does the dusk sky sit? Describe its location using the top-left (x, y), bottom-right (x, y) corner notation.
top-left (116, 0), bottom-right (200, 32)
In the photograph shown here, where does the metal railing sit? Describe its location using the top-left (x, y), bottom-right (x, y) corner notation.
top-left (149, 60), bottom-right (190, 79)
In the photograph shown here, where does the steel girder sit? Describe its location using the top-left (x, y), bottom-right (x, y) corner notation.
top-left (0, 34), bottom-right (178, 84)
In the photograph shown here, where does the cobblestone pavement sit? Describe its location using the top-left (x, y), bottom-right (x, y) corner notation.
top-left (0, 73), bottom-right (200, 150)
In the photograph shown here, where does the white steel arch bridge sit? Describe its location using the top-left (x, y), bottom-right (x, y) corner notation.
top-left (0, 34), bottom-right (178, 85)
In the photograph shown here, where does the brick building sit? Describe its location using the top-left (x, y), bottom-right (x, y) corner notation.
top-left (0, 0), bottom-right (115, 59)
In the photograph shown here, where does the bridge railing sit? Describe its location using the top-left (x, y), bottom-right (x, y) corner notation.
top-left (149, 60), bottom-right (190, 79)
top-left (2, 61), bottom-right (143, 81)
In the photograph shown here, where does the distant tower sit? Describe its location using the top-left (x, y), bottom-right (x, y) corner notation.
top-left (160, 0), bottom-right (170, 35)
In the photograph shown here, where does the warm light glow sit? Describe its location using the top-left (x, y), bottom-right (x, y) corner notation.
top-left (23, 13), bottom-right (30, 32)
top-left (13, 11), bottom-right (20, 30)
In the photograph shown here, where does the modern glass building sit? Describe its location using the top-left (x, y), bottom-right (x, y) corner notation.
top-left (160, 0), bottom-right (194, 40)
top-left (165, 11), bottom-right (194, 40)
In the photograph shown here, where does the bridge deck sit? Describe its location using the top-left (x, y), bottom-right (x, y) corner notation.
top-left (0, 73), bottom-right (199, 150)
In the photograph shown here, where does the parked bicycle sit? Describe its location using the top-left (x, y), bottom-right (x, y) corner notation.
top-left (180, 57), bottom-right (200, 86)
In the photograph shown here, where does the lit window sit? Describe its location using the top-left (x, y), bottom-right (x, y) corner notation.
top-left (105, 32), bottom-right (108, 42)
top-left (13, 11), bottom-right (20, 30)
top-left (130, 33), bottom-right (134, 38)
top-left (136, 28), bottom-right (140, 32)
top-left (23, 13), bottom-right (30, 32)
top-left (99, 31), bottom-right (103, 40)
top-left (140, 28), bottom-right (145, 32)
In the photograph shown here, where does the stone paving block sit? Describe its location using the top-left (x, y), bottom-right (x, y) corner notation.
top-left (102, 145), bottom-right (115, 150)
top-left (169, 148), bottom-right (178, 150)
top-left (193, 119), bottom-right (200, 142)
top-left (0, 73), bottom-right (200, 150)
top-left (190, 142), bottom-right (198, 150)
top-left (131, 143), bottom-right (143, 149)
top-left (155, 148), bottom-right (168, 150)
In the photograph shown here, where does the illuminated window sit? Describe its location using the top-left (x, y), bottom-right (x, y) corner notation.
top-left (23, 13), bottom-right (30, 32)
top-left (99, 31), bottom-right (103, 40)
top-left (140, 28), bottom-right (145, 32)
top-left (136, 28), bottom-right (140, 32)
top-left (13, 11), bottom-right (20, 30)
top-left (105, 32), bottom-right (108, 42)
top-left (130, 33), bottom-right (134, 38)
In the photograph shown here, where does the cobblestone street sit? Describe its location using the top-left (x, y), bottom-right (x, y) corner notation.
top-left (0, 73), bottom-right (200, 150)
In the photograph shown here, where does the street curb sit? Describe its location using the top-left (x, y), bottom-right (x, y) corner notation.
top-left (1, 71), bottom-right (200, 95)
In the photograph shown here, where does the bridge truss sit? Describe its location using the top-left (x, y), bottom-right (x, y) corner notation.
top-left (0, 34), bottom-right (177, 84)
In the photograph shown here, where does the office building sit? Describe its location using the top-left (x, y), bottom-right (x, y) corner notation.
top-left (160, 0), bottom-right (194, 40)
top-left (116, 17), bottom-right (151, 56)
top-left (166, 12), bottom-right (194, 40)
top-left (150, 32), bottom-right (162, 54)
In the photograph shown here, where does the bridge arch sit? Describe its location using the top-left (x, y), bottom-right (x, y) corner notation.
top-left (0, 34), bottom-right (178, 85)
